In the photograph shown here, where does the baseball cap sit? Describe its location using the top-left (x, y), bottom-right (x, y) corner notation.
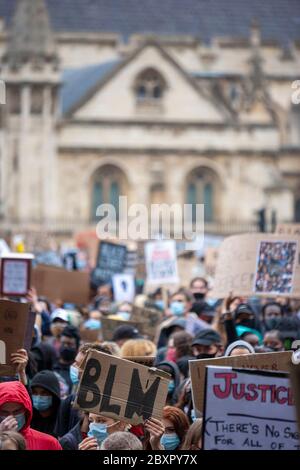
top-left (112, 325), bottom-right (142, 342)
top-left (50, 308), bottom-right (69, 323)
top-left (192, 329), bottom-right (221, 347)
top-left (234, 303), bottom-right (254, 319)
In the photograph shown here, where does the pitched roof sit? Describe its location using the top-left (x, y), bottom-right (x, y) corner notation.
top-left (60, 60), bottom-right (121, 115)
top-left (0, 0), bottom-right (299, 46)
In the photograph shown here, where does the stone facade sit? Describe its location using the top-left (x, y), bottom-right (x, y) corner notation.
top-left (0, 0), bottom-right (299, 236)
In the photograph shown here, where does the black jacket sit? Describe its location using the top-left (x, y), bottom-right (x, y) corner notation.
top-left (59, 420), bottom-right (83, 450)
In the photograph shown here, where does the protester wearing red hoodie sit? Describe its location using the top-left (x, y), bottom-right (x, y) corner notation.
top-left (0, 381), bottom-right (62, 450)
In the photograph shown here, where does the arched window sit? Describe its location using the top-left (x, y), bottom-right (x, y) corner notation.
top-left (91, 165), bottom-right (126, 221)
top-left (186, 168), bottom-right (218, 223)
top-left (134, 68), bottom-right (166, 103)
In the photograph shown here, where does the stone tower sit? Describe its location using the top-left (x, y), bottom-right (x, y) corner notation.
top-left (0, 0), bottom-right (60, 226)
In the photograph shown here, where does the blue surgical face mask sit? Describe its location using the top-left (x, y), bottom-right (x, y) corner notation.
top-left (88, 422), bottom-right (109, 444)
top-left (32, 395), bottom-right (53, 411)
top-left (170, 301), bottom-right (185, 316)
top-left (70, 365), bottom-right (80, 385)
top-left (84, 319), bottom-right (101, 330)
top-left (168, 381), bottom-right (175, 393)
top-left (117, 312), bottom-right (131, 321)
top-left (160, 433), bottom-right (181, 450)
top-left (15, 412), bottom-right (26, 431)
top-left (155, 300), bottom-right (165, 311)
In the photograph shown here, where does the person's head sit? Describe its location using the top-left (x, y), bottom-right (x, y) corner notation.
top-left (89, 310), bottom-right (102, 321)
top-left (263, 330), bottom-right (284, 352)
top-left (192, 301), bottom-right (215, 324)
top-left (0, 431), bottom-right (26, 450)
top-left (50, 309), bottom-right (69, 338)
top-left (59, 325), bottom-right (81, 364)
top-left (192, 329), bottom-right (223, 359)
top-left (181, 418), bottom-right (203, 450)
top-left (88, 413), bottom-right (129, 447)
top-left (31, 370), bottom-right (61, 413)
top-left (240, 332), bottom-right (260, 348)
top-left (171, 331), bottom-right (193, 359)
top-left (115, 302), bottom-right (133, 321)
top-left (224, 340), bottom-right (255, 357)
top-left (100, 431), bottom-right (142, 450)
top-left (234, 303), bottom-right (255, 328)
top-left (190, 277), bottom-right (209, 300)
top-left (121, 339), bottom-right (156, 358)
top-left (112, 325), bottom-right (142, 347)
top-left (97, 284), bottom-right (112, 300)
top-left (160, 406), bottom-right (190, 450)
top-left (0, 382), bottom-right (32, 433)
top-left (70, 342), bottom-right (112, 385)
top-left (262, 302), bottom-right (283, 330)
top-left (156, 362), bottom-right (181, 398)
top-left (169, 289), bottom-right (193, 317)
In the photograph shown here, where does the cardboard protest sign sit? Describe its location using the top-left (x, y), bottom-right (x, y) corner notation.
top-left (79, 327), bottom-right (101, 343)
top-left (131, 306), bottom-right (163, 340)
top-left (32, 264), bottom-right (90, 304)
top-left (112, 273), bottom-right (135, 303)
top-left (210, 234), bottom-right (300, 298)
top-left (101, 317), bottom-right (144, 341)
top-left (190, 351), bottom-right (292, 415)
top-left (74, 350), bottom-right (170, 425)
top-left (276, 224), bottom-right (300, 237)
top-left (0, 254), bottom-right (34, 297)
top-left (145, 240), bottom-right (179, 285)
top-left (92, 242), bottom-right (127, 285)
top-left (0, 300), bottom-right (30, 375)
top-left (203, 366), bottom-right (299, 450)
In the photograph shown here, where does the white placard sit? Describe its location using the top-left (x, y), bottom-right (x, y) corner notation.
top-left (145, 240), bottom-right (179, 285)
top-left (2, 260), bottom-right (28, 295)
top-left (112, 273), bottom-right (135, 303)
top-left (203, 366), bottom-right (299, 450)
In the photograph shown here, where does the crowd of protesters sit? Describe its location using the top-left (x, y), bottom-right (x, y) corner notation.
top-left (0, 275), bottom-right (300, 451)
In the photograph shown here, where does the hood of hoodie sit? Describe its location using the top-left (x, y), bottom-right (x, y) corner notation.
top-left (30, 370), bottom-right (61, 402)
top-left (0, 381), bottom-right (32, 433)
top-left (156, 361), bottom-right (181, 389)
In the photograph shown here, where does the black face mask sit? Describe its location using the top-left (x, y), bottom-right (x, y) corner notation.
top-left (239, 319), bottom-right (255, 329)
top-left (265, 318), bottom-right (281, 330)
top-left (193, 292), bottom-right (205, 301)
top-left (59, 346), bottom-right (77, 363)
top-left (196, 352), bottom-right (216, 360)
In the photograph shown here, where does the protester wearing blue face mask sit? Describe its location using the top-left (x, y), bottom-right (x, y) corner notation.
top-left (144, 406), bottom-right (189, 451)
top-left (30, 370), bottom-right (61, 437)
top-left (78, 414), bottom-right (128, 450)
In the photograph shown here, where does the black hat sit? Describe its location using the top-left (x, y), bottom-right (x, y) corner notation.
top-left (234, 303), bottom-right (254, 320)
top-left (192, 329), bottom-right (221, 347)
top-left (112, 325), bottom-right (142, 342)
top-left (192, 301), bottom-right (215, 317)
top-left (31, 370), bottom-right (61, 400)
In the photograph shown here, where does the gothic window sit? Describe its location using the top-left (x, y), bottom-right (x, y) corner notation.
top-left (134, 68), bottom-right (166, 104)
top-left (91, 165), bottom-right (126, 221)
top-left (186, 168), bottom-right (218, 223)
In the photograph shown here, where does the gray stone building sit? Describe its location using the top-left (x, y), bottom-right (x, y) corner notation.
top-left (0, 0), bottom-right (299, 238)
